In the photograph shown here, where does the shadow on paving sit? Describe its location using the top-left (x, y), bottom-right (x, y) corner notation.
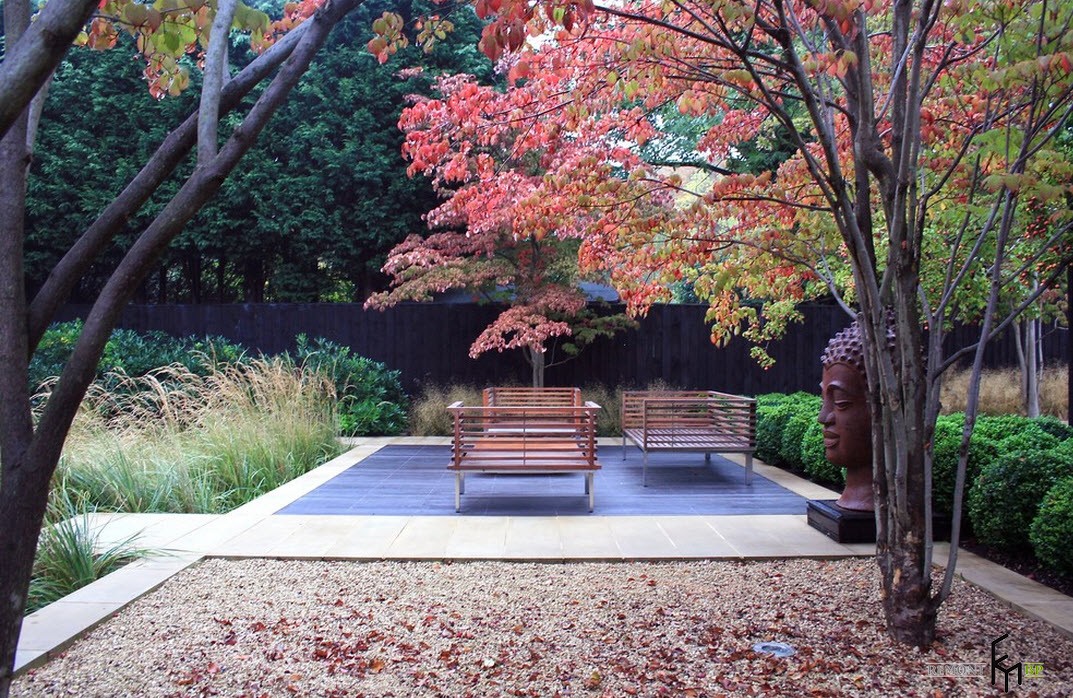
top-left (278, 445), bottom-right (806, 516)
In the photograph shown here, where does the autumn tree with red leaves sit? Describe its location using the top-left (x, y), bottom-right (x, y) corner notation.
top-left (371, 0), bottom-right (1073, 646)
top-left (366, 72), bottom-right (639, 386)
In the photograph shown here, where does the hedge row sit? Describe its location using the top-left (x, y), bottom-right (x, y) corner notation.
top-left (756, 392), bottom-right (1073, 575)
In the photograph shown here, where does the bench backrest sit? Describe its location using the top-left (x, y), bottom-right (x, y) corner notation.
top-left (483, 387), bottom-right (583, 407)
top-left (621, 390), bottom-right (756, 444)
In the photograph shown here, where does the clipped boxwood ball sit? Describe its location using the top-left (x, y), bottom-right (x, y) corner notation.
top-left (968, 449), bottom-right (1073, 550)
top-left (1030, 476), bottom-right (1073, 575)
top-left (801, 420), bottom-right (844, 487)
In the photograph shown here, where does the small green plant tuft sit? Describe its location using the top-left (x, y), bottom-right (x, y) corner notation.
top-left (28, 488), bottom-right (149, 614)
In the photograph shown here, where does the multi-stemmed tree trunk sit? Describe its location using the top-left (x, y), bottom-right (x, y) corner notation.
top-left (0, 1), bottom-right (366, 692)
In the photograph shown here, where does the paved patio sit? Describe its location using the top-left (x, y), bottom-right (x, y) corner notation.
top-left (15, 437), bottom-right (1073, 673)
top-left (279, 443), bottom-right (805, 516)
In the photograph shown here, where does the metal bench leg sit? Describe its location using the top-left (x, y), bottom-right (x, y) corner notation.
top-left (745, 454), bottom-right (753, 484)
top-left (584, 474), bottom-right (590, 495)
top-left (622, 434), bottom-right (626, 459)
top-left (705, 452), bottom-right (711, 463)
top-left (587, 473), bottom-right (594, 512)
top-left (459, 473), bottom-right (465, 494)
top-left (455, 473), bottom-right (462, 512)
top-left (642, 451), bottom-right (648, 487)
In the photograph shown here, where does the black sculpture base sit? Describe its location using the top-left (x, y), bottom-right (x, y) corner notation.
top-left (807, 499), bottom-right (953, 544)
top-left (807, 499), bottom-right (876, 544)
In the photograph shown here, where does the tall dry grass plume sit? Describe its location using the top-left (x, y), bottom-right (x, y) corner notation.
top-left (408, 384), bottom-right (484, 436)
top-left (940, 363), bottom-right (1068, 417)
top-left (49, 358), bottom-right (342, 514)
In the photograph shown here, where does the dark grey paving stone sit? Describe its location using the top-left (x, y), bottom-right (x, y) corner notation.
top-left (278, 445), bottom-right (806, 516)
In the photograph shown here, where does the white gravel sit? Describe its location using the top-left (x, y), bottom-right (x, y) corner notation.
top-left (13, 558), bottom-right (1073, 697)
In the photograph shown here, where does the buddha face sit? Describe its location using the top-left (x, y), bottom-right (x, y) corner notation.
top-left (818, 362), bottom-right (872, 469)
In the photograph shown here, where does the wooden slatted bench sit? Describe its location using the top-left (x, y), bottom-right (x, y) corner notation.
top-left (448, 388), bottom-right (601, 512)
top-left (621, 390), bottom-right (756, 486)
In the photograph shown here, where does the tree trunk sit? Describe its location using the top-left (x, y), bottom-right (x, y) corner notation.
top-left (876, 524), bottom-right (937, 646)
top-left (527, 346), bottom-right (546, 387)
top-left (0, 454), bottom-right (53, 695)
top-left (1068, 265), bottom-right (1072, 426)
top-left (1025, 316), bottom-right (1040, 418)
top-left (0, 0), bottom-right (37, 687)
top-left (0, 0), bottom-right (98, 139)
top-left (869, 318), bottom-right (938, 648)
top-left (215, 256), bottom-right (227, 301)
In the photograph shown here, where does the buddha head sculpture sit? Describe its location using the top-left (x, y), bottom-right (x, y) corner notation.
top-left (818, 317), bottom-right (887, 511)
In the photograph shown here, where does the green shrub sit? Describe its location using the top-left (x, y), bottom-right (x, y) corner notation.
top-left (995, 424), bottom-right (1059, 455)
top-left (1030, 476), bottom-right (1073, 574)
top-left (972, 413), bottom-right (1034, 442)
top-left (779, 410), bottom-right (817, 471)
top-left (754, 393), bottom-right (792, 409)
top-left (30, 320), bottom-right (246, 394)
top-left (776, 394), bottom-right (821, 468)
top-left (289, 335), bottom-right (408, 436)
top-left (1050, 438), bottom-right (1073, 460)
top-left (28, 321), bottom-right (83, 392)
top-left (968, 449), bottom-right (1073, 550)
top-left (929, 413), bottom-right (997, 518)
top-left (1034, 415), bottom-right (1073, 441)
top-left (800, 420), bottom-right (844, 486)
top-left (755, 403), bottom-right (793, 466)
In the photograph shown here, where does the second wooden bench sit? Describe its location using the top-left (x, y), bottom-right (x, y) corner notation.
top-left (621, 390), bottom-right (756, 486)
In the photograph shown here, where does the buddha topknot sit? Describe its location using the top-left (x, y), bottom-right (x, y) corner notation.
top-left (821, 313), bottom-right (896, 372)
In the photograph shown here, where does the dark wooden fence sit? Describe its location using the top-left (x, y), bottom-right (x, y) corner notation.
top-left (57, 303), bottom-right (1069, 395)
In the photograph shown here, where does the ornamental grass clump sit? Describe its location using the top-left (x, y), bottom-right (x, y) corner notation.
top-left (408, 383), bottom-right (484, 436)
top-left (52, 358), bottom-right (342, 514)
top-left (28, 488), bottom-right (149, 614)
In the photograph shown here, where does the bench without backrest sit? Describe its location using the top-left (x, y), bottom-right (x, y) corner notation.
top-left (621, 390), bottom-right (756, 486)
top-left (448, 389), bottom-right (601, 512)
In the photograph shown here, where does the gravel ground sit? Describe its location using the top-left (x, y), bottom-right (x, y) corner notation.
top-left (13, 558), bottom-right (1073, 697)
